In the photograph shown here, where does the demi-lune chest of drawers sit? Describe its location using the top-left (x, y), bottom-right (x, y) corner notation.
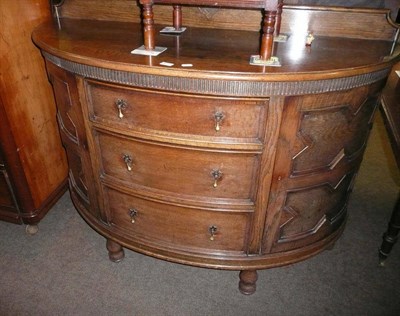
top-left (32, 2), bottom-right (399, 294)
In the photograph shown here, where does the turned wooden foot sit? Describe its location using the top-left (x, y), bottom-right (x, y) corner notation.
top-left (25, 224), bottom-right (39, 235)
top-left (106, 239), bottom-right (125, 262)
top-left (379, 195), bottom-right (400, 266)
top-left (239, 270), bottom-right (258, 295)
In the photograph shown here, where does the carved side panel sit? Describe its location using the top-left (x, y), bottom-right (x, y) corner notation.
top-left (46, 61), bottom-right (94, 214)
top-left (292, 87), bottom-right (377, 175)
top-left (264, 84), bottom-right (381, 253)
top-left (279, 173), bottom-right (354, 242)
top-left (64, 150), bottom-right (89, 206)
top-left (50, 75), bottom-right (79, 145)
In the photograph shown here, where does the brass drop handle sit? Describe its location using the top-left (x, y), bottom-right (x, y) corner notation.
top-left (209, 225), bottom-right (218, 241)
top-left (211, 169), bottom-right (223, 188)
top-left (123, 154), bottom-right (133, 171)
top-left (129, 208), bottom-right (138, 224)
top-left (214, 112), bottom-right (224, 132)
top-left (116, 99), bottom-right (128, 119)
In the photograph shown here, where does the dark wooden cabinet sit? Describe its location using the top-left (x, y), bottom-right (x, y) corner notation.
top-left (0, 1), bottom-right (68, 229)
top-left (379, 62), bottom-right (400, 263)
top-left (0, 138), bottom-right (19, 221)
top-left (32, 1), bottom-right (399, 293)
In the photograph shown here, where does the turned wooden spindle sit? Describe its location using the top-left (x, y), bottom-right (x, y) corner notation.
top-left (173, 5), bottom-right (182, 30)
top-left (260, 10), bottom-right (277, 60)
top-left (275, 0), bottom-right (283, 36)
top-left (142, 0), bottom-right (155, 50)
top-left (138, 0), bottom-right (280, 61)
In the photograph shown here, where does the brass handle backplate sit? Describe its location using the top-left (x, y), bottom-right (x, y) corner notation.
top-left (209, 225), bottom-right (218, 241)
top-left (214, 111), bottom-right (224, 132)
top-left (116, 99), bottom-right (128, 119)
top-left (129, 208), bottom-right (138, 224)
top-left (211, 169), bottom-right (223, 188)
top-left (123, 154), bottom-right (133, 171)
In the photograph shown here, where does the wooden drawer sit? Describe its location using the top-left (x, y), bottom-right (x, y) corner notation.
top-left (86, 81), bottom-right (267, 142)
top-left (95, 131), bottom-right (259, 201)
top-left (105, 186), bottom-right (250, 253)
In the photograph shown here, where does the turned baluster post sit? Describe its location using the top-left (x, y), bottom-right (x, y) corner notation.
top-left (260, 10), bottom-right (277, 60)
top-left (173, 5), bottom-right (182, 30)
top-left (275, 0), bottom-right (283, 36)
top-left (141, 0), bottom-right (155, 50)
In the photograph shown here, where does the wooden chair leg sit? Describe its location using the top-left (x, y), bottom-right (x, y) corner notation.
top-left (379, 193), bottom-right (400, 265)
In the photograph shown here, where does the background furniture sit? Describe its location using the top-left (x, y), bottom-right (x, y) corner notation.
top-left (33, 1), bottom-right (399, 294)
top-left (0, 0), bottom-right (68, 231)
top-left (379, 61), bottom-right (400, 264)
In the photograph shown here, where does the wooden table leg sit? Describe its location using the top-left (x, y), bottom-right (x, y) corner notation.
top-left (379, 193), bottom-right (400, 265)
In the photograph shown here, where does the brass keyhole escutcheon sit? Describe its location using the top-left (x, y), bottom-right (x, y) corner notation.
top-left (211, 169), bottom-right (223, 188)
top-left (214, 111), bottom-right (224, 132)
top-left (122, 154), bottom-right (133, 171)
top-left (116, 99), bottom-right (128, 119)
top-left (209, 225), bottom-right (218, 241)
top-left (129, 208), bottom-right (138, 224)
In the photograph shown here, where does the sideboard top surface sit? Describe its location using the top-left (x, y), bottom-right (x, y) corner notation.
top-left (33, 18), bottom-right (399, 81)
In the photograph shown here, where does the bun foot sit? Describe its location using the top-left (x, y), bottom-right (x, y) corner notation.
top-left (25, 224), bottom-right (39, 235)
top-left (239, 270), bottom-right (258, 295)
top-left (106, 239), bottom-right (125, 262)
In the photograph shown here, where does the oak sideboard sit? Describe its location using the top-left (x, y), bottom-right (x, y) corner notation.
top-left (32, 1), bottom-right (399, 294)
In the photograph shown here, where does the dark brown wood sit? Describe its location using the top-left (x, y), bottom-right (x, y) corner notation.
top-left (33, 3), bottom-right (399, 294)
top-left (379, 62), bottom-right (400, 264)
top-left (0, 0), bottom-right (68, 226)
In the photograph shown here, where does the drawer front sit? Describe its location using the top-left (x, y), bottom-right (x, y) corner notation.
top-left (105, 186), bottom-right (250, 253)
top-left (96, 131), bottom-right (258, 201)
top-left (86, 81), bottom-right (267, 141)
